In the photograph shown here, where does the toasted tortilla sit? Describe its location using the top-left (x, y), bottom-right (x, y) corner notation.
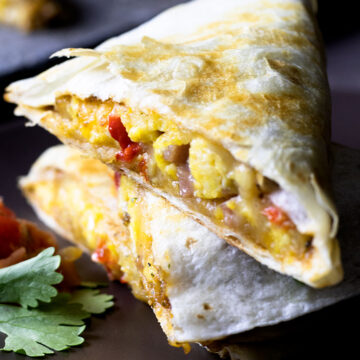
top-left (19, 144), bottom-right (360, 345)
top-left (6, 0), bottom-right (341, 287)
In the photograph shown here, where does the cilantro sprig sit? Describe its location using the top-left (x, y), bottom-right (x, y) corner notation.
top-left (0, 247), bottom-right (114, 357)
top-left (0, 247), bottom-right (62, 308)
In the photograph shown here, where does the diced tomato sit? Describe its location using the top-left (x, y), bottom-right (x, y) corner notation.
top-left (0, 216), bottom-right (21, 258)
top-left (23, 221), bottom-right (57, 255)
top-left (262, 205), bottom-right (295, 229)
top-left (115, 143), bottom-right (141, 162)
top-left (108, 114), bottom-right (141, 162)
top-left (108, 114), bottom-right (132, 149)
top-left (92, 239), bottom-right (112, 265)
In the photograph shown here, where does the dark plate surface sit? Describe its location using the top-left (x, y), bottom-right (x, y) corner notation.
top-left (0, 0), bottom-right (187, 78)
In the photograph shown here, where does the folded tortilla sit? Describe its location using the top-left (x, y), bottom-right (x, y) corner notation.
top-left (19, 144), bottom-right (360, 347)
top-left (6, 0), bottom-right (341, 287)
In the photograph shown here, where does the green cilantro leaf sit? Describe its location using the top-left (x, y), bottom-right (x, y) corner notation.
top-left (0, 247), bottom-right (63, 308)
top-left (69, 288), bottom-right (114, 314)
top-left (0, 247), bottom-right (115, 357)
top-left (0, 293), bottom-right (89, 357)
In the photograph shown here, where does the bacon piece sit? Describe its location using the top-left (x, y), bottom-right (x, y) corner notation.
top-left (177, 164), bottom-right (194, 198)
top-left (163, 144), bottom-right (189, 164)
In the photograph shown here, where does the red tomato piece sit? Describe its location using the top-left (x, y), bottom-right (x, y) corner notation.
top-left (108, 114), bottom-right (132, 149)
top-left (262, 205), bottom-right (295, 229)
top-left (115, 143), bottom-right (141, 163)
top-left (0, 216), bottom-right (21, 258)
top-left (92, 240), bottom-right (111, 265)
top-left (108, 114), bottom-right (141, 162)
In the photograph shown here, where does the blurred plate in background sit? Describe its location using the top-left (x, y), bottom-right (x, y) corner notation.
top-left (0, 0), bottom-right (186, 78)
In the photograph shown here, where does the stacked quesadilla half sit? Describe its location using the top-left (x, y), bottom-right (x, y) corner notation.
top-left (5, 0), bottom-right (346, 353)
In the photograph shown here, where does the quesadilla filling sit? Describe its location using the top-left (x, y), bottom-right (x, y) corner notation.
top-left (21, 161), bottom-right (177, 344)
top-left (54, 95), bottom-right (312, 263)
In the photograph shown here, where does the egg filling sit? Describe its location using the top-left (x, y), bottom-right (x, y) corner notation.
top-left (54, 95), bottom-right (312, 263)
top-left (22, 161), bottom-right (177, 345)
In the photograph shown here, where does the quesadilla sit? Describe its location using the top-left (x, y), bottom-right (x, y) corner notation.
top-left (19, 145), bottom-right (351, 347)
top-left (6, 0), bottom-right (342, 287)
top-left (0, 0), bottom-right (60, 31)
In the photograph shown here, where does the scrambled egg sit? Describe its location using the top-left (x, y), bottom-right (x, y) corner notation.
top-left (119, 104), bottom-right (239, 198)
top-left (57, 95), bottom-right (244, 201)
top-left (189, 137), bottom-right (236, 199)
top-left (56, 96), bottom-right (116, 147)
top-left (121, 107), bottom-right (162, 143)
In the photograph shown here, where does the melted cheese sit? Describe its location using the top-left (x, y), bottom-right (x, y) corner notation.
top-left (189, 137), bottom-right (235, 199)
top-left (118, 176), bottom-right (175, 337)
